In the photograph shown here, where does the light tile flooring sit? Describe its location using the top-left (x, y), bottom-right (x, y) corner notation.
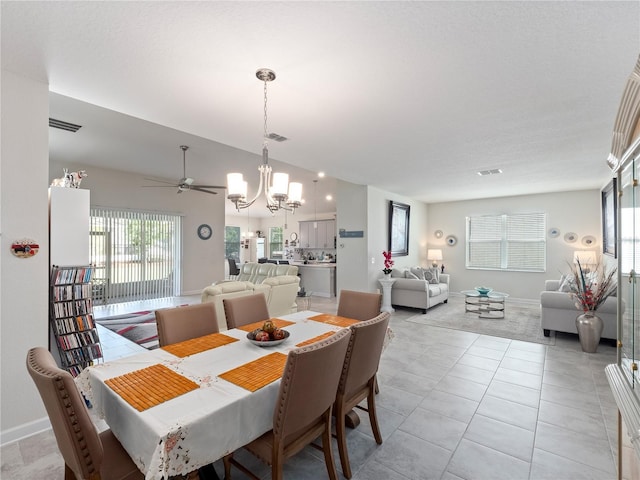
top-left (2, 297), bottom-right (623, 479)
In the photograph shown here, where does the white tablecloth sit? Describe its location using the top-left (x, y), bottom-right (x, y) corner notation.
top-left (77, 310), bottom-right (341, 479)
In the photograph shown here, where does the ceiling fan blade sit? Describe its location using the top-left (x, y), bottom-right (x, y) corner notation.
top-left (144, 177), bottom-right (177, 186)
top-left (190, 184), bottom-right (226, 189)
top-left (190, 187), bottom-right (219, 195)
top-left (142, 184), bottom-right (179, 188)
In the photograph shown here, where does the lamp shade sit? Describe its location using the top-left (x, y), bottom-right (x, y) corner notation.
top-left (573, 250), bottom-right (597, 265)
top-left (271, 172), bottom-right (289, 196)
top-left (227, 173), bottom-right (245, 196)
top-left (427, 249), bottom-right (443, 261)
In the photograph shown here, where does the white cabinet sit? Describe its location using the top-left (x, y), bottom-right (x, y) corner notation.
top-left (299, 221), bottom-right (313, 248)
top-left (298, 219), bottom-right (335, 249)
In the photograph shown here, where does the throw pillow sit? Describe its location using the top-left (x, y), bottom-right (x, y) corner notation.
top-left (428, 267), bottom-right (440, 283)
top-left (558, 273), bottom-right (574, 292)
top-left (410, 266), bottom-right (425, 280)
top-left (405, 270), bottom-right (419, 280)
top-left (424, 268), bottom-right (439, 284)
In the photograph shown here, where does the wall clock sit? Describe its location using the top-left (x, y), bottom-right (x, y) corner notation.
top-left (197, 224), bottom-right (212, 240)
top-left (446, 235), bottom-right (457, 246)
top-left (290, 232), bottom-right (298, 241)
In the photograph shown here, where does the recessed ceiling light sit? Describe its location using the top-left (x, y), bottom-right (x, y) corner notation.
top-left (318, 172), bottom-right (325, 178)
top-left (477, 168), bottom-right (503, 176)
top-left (326, 195), bottom-right (333, 201)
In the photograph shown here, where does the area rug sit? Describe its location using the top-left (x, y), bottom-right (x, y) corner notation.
top-left (96, 310), bottom-right (163, 350)
top-left (405, 295), bottom-right (556, 346)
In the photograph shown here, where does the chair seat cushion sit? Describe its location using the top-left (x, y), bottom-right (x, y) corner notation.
top-left (99, 429), bottom-right (144, 480)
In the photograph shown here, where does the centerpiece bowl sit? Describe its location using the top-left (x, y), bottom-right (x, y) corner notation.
top-left (246, 329), bottom-right (290, 347)
top-left (475, 286), bottom-right (493, 296)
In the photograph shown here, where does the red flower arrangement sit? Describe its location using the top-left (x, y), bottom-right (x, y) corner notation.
top-left (568, 258), bottom-right (617, 312)
top-left (382, 251), bottom-right (394, 275)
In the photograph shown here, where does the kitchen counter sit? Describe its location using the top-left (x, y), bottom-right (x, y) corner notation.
top-left (294, 263), bottom-right (336, 297)
top-left (291, 261), bottom-right (336, 268)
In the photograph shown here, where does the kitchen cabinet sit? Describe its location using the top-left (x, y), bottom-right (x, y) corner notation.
top-left (298, 219), bottom-right (335, 249)
top-left (299, 221), bottom-right (313, 248)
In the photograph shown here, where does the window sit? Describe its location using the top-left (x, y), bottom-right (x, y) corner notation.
top-left (269, 227), bottom-right (283, 258)
top-left (225, 226), bottom-right (241, 261)
top-left (466, 213), bottom-right (546, 272)
top-left (90, 207), bottom-right (182, 304)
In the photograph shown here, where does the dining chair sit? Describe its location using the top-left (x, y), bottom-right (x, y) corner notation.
top-left (227, 258), bottom-right (240, 279)
top-left (223, 328), bottom-right (352, 480)
top-left (26, 347), bottom-right (144, 480)
top-left (337, 289), bottom-right (382, 321)
top-left (334, 311), bottom-right (390, 478)
top-left (155, 302), bottom-right (219, 346)
top-left (222, 293), bottom-right (270, 330)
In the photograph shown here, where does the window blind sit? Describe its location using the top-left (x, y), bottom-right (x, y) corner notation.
top-left (466, 213), bottom-right (546, 272)
top-left (90, 207), bottom-right (182, 304)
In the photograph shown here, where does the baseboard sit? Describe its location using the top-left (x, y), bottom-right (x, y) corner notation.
top-left (1, 416), bottom-right (51, 446)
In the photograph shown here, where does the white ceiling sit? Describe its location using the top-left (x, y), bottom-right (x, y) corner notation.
top-left (3, 1), bottom-right (639, 217)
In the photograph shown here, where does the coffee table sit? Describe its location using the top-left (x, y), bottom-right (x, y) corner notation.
top-left (461, 290), bottom-right (509, 319)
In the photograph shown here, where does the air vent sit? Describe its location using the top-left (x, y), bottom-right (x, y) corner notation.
top-left (49, 118), bottom-right (82, 132)
top-left (477, 168), bottom-right (503, 176)
top-left (267, 132), bottom-right (288, 142)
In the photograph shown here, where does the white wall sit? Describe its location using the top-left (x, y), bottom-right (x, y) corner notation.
top-left (333, 181), bottom-right (429, 294)
top-left (1, 70), bottom-right (51, 441)
top-left (51, 161), bottom-right (226, 294)
top-left (367, 186), bottom-right (429, 292)
top-left (427, 190), bottom-right (602, 301)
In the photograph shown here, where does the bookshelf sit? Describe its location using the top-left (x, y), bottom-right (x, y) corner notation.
top-left (49, 265), bottom-right (103, 376)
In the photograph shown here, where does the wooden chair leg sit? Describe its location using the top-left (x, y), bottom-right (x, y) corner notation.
top-left (64, 464), bottom-right (75, 480)
top-left (367, 389), bottom-right (383, 444)
top-left (322, 410), bottom-right (339, 480)
top-left (335, 403), bottom-right (352, 479)
top-left (223, 454), bottom-right (232, 480)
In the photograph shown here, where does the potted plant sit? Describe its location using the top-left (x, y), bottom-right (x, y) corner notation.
top-left (382, 251), bottom-right (394, 278)
top-left (567, 257), bottom-right (617, 352)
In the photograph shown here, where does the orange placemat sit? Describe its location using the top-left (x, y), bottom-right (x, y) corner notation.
top-left (161, 333), bottom-right (239, 357)
top-left (105, 364), bottom-right (199, 412)
top-left (296, 331), bottom-right (337, 347)
top-left (218, 352), bottom-right (288, 392)
top-left (236, 318), bottom-right (295, 332)
top-left (308, 314), bottom-right (359, 328)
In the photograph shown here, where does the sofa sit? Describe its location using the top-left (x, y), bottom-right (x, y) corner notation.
top-left (389, 267), bottom-right (450, 313)
top-left (540, 278), bottom-right (618, 339)
top-left (201, 262), bottom-right (300, 331)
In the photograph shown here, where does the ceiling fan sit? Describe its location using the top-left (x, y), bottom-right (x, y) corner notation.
top-left (143, 145), bottom-right (225, 195)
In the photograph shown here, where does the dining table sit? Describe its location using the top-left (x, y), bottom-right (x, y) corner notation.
top-left (76, 310), bottom-right (364, 480)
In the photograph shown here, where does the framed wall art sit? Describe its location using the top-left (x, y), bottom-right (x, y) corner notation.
top-left (602, 177), bottom-right (617, 257)
top-left (388, 201), bottom-right (410, 256)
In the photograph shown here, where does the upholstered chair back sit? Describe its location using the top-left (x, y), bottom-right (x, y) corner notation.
top-left (337, 290), bottom-right (382, 321)
top-left (155, 303), bottom-right (218, 346)
top-left (223, 293), bottom-right (270, 329)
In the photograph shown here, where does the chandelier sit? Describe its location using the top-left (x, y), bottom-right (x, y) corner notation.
top-left (227, 68), bottom-right (303, 214)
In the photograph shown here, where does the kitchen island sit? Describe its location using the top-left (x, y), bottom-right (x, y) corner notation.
top-left (292, 262), bottom-right (336, 298)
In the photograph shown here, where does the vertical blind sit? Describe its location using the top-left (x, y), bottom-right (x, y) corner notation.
top-left (466, 213), bottom-right (546, 272)
top-left (90, 207), bottom-right (182, 304)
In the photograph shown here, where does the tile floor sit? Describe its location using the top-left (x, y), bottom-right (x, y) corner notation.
top-left (2, 296), bottom-right (623, 479)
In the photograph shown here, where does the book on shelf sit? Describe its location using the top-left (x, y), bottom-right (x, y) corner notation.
top-left (49, 265), bottom-right (102, 376)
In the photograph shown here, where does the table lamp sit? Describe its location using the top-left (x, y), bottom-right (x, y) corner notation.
top-left (427, 249), bottom-right (443, 268)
